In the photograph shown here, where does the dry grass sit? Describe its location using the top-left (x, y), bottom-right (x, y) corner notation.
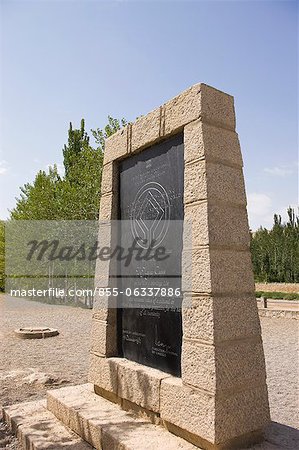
top-left (256, 283), bottom-right (299, 294)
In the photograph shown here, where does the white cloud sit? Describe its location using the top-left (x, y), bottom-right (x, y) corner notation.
top-left (247, 193), bottom-right (273, 230)
top-left (264, 162), bottom-right (297, 177)
top-left (247, 193), bottom-right (299, 230)
top-left (0, 160), bottom-right (8, 175)
top-left (248, 193), bottom-right (272, 217)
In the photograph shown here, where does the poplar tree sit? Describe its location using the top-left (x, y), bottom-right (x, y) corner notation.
top-left (251, 207), bottom-right (299, 282)
top-left (10, 117), bottom-right (126, 221)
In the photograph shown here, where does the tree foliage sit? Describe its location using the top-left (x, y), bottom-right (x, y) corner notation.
top-left (2, 117), bottom-right (126, 293)
top-left (10, 117), bottom-right (126, 221)
top-left (11, 166), bottom-right (61, 220)
top-left (91, 116), bottom-right (127, 151)
top-left (251, 207), bottom-right (299, 282)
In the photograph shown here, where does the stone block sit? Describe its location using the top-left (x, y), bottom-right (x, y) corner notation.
top-left (160, 377), bottom-right (215, 443)
top-left (182, 295), bottom-right (214, 342)
top-left (184, 160), bottom-right (207, 204)
top-left (182, 248), bottom-right (212, 294)
top-left (183, 119), bottom-right (205, 163)
top-left (99, 193), bottom-right (118, 220)
top-left (199, 83), bottom-right (236, 131)
top-left (94, 258), bottom-right (110, 287)
top-left (210, 249), bottom-right (255, 294)
top-left (181, 341), bottom-right (216, 392)
top-left (213, 295), bottom-right (261, 342)
top-left (206, 162), bottom-right (247, 206)
top-left (131, 108), bottom-right (161, 152)
top-left (3, 398), bottom-right (91, 450)
top-left (215, 338), bottom-right (267, 392)
top-left (47, 384), bottom-right (198, 450)
top-left (117, 358), bottom-right (170, 413)
top-left (103, 126), bottom-right (128, 164)
top-left (94, 234), bottom-right (118, 287)
top-left (214, 384), bottom-right (270, 443)
top-left (203, 122), bottom-right (242, 166)
top-left (88, 354), bottom-right (118, 394)
top-left (184, 161), bottom-right (247, 208)
top-left (92, 292), bottom-right (117, 324)
top-left (183, 295), bottom-right (261, 343)
top-left (182, 337), bottom-right (266, 393)
top-left (97, 220), bottom-right (113, 246)
top-left (94, 256), bottom-right (118, 289)
top-left (164, 84), bottom-right (201, 135)
top-left (90, 318), bottom-right (117, 357)
top-left (208, 203), bottom-right (250, 248)
top-left (101, 162), bottom-right (118, 195)
top-left (184, 201), bottom-right (209, 247)
top-left (160, 378), bottom-right (269, 446)
top-left (184, 120), bottom-right (242, 166)
top-left (184, 202), bottom-right (250, 249)
top-left (94, 225), bottom-right (117, 288)
top-left (183, 248), bottom-right (254, 295)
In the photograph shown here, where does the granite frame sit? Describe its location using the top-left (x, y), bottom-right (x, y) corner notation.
top-left (89, 83), bottom-right (270, 449)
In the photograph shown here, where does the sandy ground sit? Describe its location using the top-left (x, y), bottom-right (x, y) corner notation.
top-left (0, 294), bottom-right (298, 449)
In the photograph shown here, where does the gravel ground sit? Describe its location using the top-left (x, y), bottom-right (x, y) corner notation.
top-left (0, 294), bottom-right (298, 449)
top-left (261, 317), bottom-right (298, 429)
top-left (0, 295), bottom-right (92, 408)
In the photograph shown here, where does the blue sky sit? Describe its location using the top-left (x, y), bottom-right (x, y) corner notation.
top-left (0, 0), bottom-right (297, 229)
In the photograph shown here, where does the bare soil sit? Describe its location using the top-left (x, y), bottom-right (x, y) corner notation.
top-left (0, 294), bottom-right (298, 449)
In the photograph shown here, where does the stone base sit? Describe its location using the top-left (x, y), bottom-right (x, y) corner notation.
top-left (3, 385), bottom-right (197, 449)
top-left (3, 383), bottom-right (294, 450)
top-left (89, 355), bottom-right (270, 448)
top-left (162, 421), bottom-right (264, 450)
top-left (95, 382), bottom-right (266, 450)
top-left (2, 398), bottom-right (92, 450)
top-left (46, 383), bottom-right (197, 449)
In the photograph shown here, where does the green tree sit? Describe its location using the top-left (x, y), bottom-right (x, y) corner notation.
top-left (63, 119), bottom-right (91, 180)
top-left (11, 165), bottom-right (61, 220)
top-left (58, 119), bottom-right (103, 219)
top-left (91, 116), bottom-right (127, 151)
top-left (251, 207), bottom-right (299, 282)
top-left (10, 116), bottom-right (126, 221)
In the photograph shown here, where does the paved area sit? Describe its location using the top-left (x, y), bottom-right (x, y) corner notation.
top-left (0, 294), bottom-right (298, 449)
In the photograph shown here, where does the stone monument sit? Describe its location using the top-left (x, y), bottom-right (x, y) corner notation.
top-left (89, 83), bottom-right (270, 449)
top-left (3, 83), bottom-right (270, 450)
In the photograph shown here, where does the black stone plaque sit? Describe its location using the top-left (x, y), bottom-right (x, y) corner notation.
top-left (118, 134), bottom-right (184, 376)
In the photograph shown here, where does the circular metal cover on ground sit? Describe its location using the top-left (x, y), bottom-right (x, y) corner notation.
top-left (14, 327), bottom-right (59, 339)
